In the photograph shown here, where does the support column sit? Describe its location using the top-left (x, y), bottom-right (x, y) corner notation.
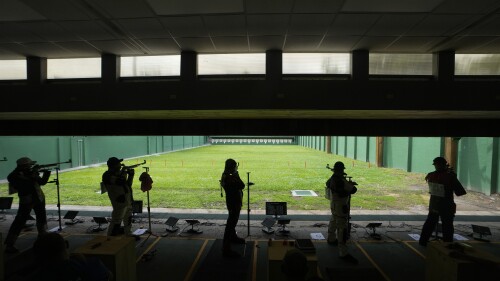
top-left (102, 54), bottom-right (120, 84)
top-left (433, 50), bottom-right (455, 82)
top-left (266, 50), bottom-right (282, 81)
top-left (351, 49), bottom-right (369, 81)
top-left (326, 136), bottom-right (331, 154)
top-left (181, 51), bottom-right (197, 82)
top-left (376, 136), bottom-right (384, 167)
top-left (27, 56), bottom-right (47, 85)
top-left (444, 137), bottom-right (460, 171)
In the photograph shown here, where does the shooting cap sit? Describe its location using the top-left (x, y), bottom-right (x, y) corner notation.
top-left (224, 158), bottom-right (238, 171)
top-left (16, 157), bottom-right (36, 166)
top-left (107, 157), bottom-right (123, 166)
top-left (333, 161), bottom-right (346, 171)
top-left (432, 157), bottom-right (447, 165)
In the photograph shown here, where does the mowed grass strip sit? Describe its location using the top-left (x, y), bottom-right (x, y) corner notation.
top-left (0, 145), bottom-right (429, 210)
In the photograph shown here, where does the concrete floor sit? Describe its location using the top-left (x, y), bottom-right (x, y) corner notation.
top-left (2, 206), bottom-right (500, 281)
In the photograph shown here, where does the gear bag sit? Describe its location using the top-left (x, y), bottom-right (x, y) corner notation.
top-left (139, 172), bottom-right (153, 192)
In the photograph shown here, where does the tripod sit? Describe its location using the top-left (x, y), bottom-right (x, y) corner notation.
top-left (140, 167), bottom-right (158, 247)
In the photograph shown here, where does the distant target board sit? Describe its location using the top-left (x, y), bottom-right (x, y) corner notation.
top-left (209, 136), bottom-right (295, 145)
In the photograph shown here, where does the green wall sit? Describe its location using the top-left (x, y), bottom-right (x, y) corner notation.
top-left (458, 137), bottom-right (497, 195)
top-left (0, 136), bottom-right (207, 180)
top-left (300, 136), bottom-right (500, 195)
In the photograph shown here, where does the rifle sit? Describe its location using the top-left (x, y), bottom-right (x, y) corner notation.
top-left (33, 159), bottom-right (72, 172)
top-left (121, 160), bottom-right (146, 171)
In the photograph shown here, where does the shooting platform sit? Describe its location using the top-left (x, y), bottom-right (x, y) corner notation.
top-left (73, 236), bottom-right (136, 281)
top-left (425, 241), bottom-right (500, 281)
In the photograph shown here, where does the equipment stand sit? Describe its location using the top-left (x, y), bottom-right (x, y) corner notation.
top-left (277, 219), bottom-right (291, 235)
top-left (185, 220), bottom-right (203, 234)
top-left (48, 168), bottom-right (63, 232)
top-left (246, 172), bottom-right (253, 237)
top-left (140, 167), bottom-right (158, 247)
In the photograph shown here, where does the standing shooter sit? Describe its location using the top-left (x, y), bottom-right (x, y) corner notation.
top-left (325, 161), bottom-right (358, 264)
top-left (220, 158), bottom-right (246, 258)
top-left (419, 156), bottom-right (466, 246)
top-left (102, 157), bottom-right (138, 240)
top-left (4, 157), bottom-right (51, 254)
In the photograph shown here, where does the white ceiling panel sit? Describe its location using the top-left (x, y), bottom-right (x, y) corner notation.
top-left (86, 0), bottom-right (156, 19)
top-left (212, 37), bottom-right (249, 53)
top-left (318, 36), bottom-right (361, 52)
top-left (89, 40), bottom-right (144, 56)
top-left (20, 0), bottom-right (91, 20)
top-left (247, 15), bottom-right (289, 36)
top-left (384, 37), bottom-right (446, 52)
top-left (284, 35), bottom-right (323, 51)
top-left (0, 47), bottom-right (25, 59)
top-left (0, 22), bottom-right (45, 43)
top-left (366, 14), bottom-right (426, 36)
top-left (432, 0), bottom-right (500, 14)
top-left (16, 22), bottom-right (80, 42)
top-left (293, 0), bottom-right (344, 13)
top-left (0, 0), bottom-right (46, 21)
top-left (407, 15), bottom-right (478, 36)
top-left (21, 42), bottom-right (73, 58)
top-left (0, 43), bottom-right (29, 57)
top-left (342, 0), bottom-right (444, 13)
top-left (473, 38), bottom-right (500, 53)
top-left (249, 36), bottom-right (285, 52)
top-left (204, 15), bottom-right (246, 37)
top-left (59, 21), bottom-right (118, 41)
top-left (353, 36), bottom-right (399, 52)
top-left (55, 41), bottom-right (101, 58)
top-left (137, 38), bottom-right (180, 54)
top-left (0, 0), bottom-right (499, 59)
top-left (288, 14), bottom-right (334, 35)
top-left (159, 17), bottom-right (208, 37)
top-left (175, 37), bottom-right (215, 53)
top-left (327, 14), bottom-right (379, 36)
top-left (115, 18), bottom-right (170, 39)
top-left (442, 36), bottom-right (500, 52)
top-left (147, 0), bottom-right (244, 15)
top-left (466, 14), bottom-right (500, 36)
top-left (246, 0), bottom-right (294, 13)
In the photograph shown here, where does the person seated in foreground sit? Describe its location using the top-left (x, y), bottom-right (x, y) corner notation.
top-left (282, 249), bottom-right (324, 281)
top-left (32, 232), bottom-right (112, 281)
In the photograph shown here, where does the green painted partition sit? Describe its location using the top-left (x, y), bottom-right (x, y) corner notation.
top-left (458, 137), bottom-right (496, 195)
top-left (409, 137), bottom-right (442, 173)
top-left (0, 136), bottom-right (208, 180)
top-left (384, 137), bottom-right (410, 170)
top-left (346, 137), bottom-right (356, 159)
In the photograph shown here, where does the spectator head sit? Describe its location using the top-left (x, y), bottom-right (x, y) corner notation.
top-left (33, 233), bottom-right (69, 264)
top-left (282, 249), bottom-right (308, 281)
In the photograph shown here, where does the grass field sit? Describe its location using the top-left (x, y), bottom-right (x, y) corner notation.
top-left (0, 145), bottom-right (430, 211)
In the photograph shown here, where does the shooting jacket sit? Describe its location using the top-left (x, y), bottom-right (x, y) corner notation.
top-left (102, 170), bottom-right (134, 205)
top-left (220, 171), bottom-right (245, 208)
top-left (426, 170), bottom-right (465, 213)
top-left (7, 168), bottom-right (51, 204)
top-left (326, 173), bottom-right (356, 205)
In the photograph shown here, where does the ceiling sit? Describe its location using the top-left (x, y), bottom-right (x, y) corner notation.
top-left (1, 0), bottom-right (500, 60)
